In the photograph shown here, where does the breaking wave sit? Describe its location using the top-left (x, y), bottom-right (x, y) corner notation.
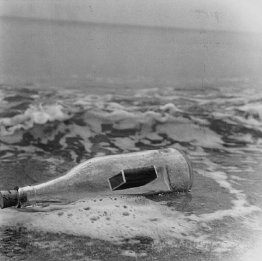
top-left (0, 83), bottom-right (261, 162)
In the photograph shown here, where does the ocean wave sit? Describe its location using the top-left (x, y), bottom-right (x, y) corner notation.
top-left (0, 84), bottom-right (261, 162)
top-left (0, 103), bottom-right (73, 135)
top-left (236, 103), bottom-right (262, 123)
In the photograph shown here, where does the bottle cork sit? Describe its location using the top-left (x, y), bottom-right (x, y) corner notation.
top-left (0, 190), bottom-right (19, 209)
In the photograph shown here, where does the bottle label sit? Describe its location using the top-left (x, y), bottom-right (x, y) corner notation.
top-left (108, 166), bottom-right (158, 191)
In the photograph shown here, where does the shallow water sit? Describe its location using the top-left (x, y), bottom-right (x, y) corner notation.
top-left (1, 18), bottom-right (262, 261)
top-left (1, 79), bottom-right (262, 260)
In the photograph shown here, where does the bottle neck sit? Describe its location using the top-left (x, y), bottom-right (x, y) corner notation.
top-left (18, 186), bottom-right (39, 206)
top-left (18, 183), bottom-right (97, 207)
top-left (18, 185), bottom-right (72, 206)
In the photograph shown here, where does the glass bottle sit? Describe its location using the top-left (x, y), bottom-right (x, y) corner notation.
top-left (0, 148), bottom-right (193, 209)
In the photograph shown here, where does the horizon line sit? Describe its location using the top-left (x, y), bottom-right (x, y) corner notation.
top-left (1, 15), bottom-right (261, 35)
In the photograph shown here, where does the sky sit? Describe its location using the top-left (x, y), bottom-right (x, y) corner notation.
top-left (0, 0), bottom-right (262, 33)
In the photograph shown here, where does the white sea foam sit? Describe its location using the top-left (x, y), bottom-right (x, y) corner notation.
top-left (157, 121), bottom-right (223, 148)
top-left (194, 158), bottom-right (261, 223)
top-left (0, 91), bottom-right (180, 136)
top-left (212, 102), bottom-right (262, 133)
top-left (238, 103), bottom-right (262, 121)
top-left (2, 85), bottom-right (260, 147)
top-left (0, 104), bottom-right (72, 135)
top-left (240, 234), bottom-right (262, 261)
top-left (160, 103), bottom-right (181, 113)
top-left (0, 196), bottom-right (196, 244)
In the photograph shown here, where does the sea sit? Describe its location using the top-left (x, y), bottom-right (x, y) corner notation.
top-left (0, 17), bottom-right (262, 261)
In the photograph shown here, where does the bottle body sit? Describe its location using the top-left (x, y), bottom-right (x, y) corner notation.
top-left (0, 148), bottom-right (193, 208)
